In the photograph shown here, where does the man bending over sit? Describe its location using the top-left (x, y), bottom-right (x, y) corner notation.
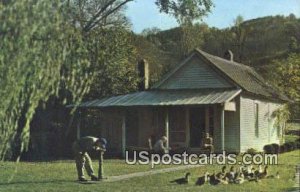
top-left (72, 136), bottom-right (107, 182)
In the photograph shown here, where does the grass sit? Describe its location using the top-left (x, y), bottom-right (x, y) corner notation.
top-left (285, 134), bottom-right (299, 142)
top-left (286, 123), bottom-right (300, 131)
top-left (0, 151), bottom-right (299, 192)
top-left (285, 123), bottom-right (300, 142)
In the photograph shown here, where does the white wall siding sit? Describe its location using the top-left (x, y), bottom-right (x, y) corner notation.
top-left (240, 95), bottom-right (282, 152)
top-left (212, 101), bottom-right (240, 153)
top-left (159, 56), bottom-right (233, 89)
top-left (213, 105), bottom-right (222, 152)
top-left (224, 97), bottom-right (240, 152)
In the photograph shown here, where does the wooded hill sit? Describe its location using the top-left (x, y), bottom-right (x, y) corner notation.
top-left (133, 14), bottom-right (300, 83)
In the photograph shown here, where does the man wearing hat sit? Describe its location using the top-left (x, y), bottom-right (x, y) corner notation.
top-left (72, 136), bottom-right (107, 182)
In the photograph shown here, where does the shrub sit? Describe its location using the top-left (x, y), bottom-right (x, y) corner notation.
top-left (263, 144), bottom-right (274, 154)
top-left (271, 143), bottom-right (280, 154)
top-left (246, 148), bottom-right (258, 155)
top-left (284, 142), bottom-right (294, 152)
top-left (290, 142), bottom-right (298, 149)
top-left (279, 144), bottom-right (286, 153)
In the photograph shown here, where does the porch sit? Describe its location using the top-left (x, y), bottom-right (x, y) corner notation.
top-left (75, 89), bottom-right (241, 156)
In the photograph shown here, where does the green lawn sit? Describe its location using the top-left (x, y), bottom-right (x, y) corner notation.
top-left (286, 123), bottom-right (300, 131)
top-left (0, 151), bottom-right (299, 192)
top-left (285, 123), bottom-right (300, 142)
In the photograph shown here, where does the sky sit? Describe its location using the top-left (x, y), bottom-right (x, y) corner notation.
top-left (125, 0), bottom-right (300, 33)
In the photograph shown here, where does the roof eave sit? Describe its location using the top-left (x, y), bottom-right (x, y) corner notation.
top-left (241, 91), bottom-right (290, 103)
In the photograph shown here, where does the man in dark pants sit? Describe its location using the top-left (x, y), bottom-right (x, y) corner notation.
top-left (72, 136), bottom-right (107, 182)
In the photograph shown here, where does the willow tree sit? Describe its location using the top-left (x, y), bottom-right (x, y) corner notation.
top-left (0, 1), bottom-right (93, 160)
top-left (0, 0), bottom-right (213, 160)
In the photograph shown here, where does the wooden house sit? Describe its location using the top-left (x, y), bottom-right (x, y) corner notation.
top-left (76, 49), bottom-right (289, 156)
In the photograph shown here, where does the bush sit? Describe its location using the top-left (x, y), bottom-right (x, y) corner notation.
top-left (271, 143), bottom-right (280, 154)
top-left (283, 143), bottom-right (290, 152)
top-left (279, 144), bottom-right (286, 153)
top-left (284, 142), bottom-right (295, 152)
top-left (290, 141), bottom-right (298, 150)
top-left (263, 144), bottom-right (274, 154)
top-left (280, 141), bottom-right (300, 153)
top-left (246, 148), bottom-right (258, 155)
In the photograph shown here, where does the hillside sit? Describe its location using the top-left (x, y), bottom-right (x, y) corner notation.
top-left (134, 14), bottom-right (300, 80)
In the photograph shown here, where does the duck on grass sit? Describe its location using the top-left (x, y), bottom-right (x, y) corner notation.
top-left (170, 164), bottom-right (280, 186)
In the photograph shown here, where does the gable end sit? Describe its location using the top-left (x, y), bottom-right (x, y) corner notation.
top-left (155, 54), bottom-right (235, 89)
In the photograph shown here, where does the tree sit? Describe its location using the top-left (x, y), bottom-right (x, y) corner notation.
top-left (0, 0), bottom-right (213, 160)
top-left (268, 54), bottom-right (300, 119)
top-left (155, 0), bottom-right (213, 23)
top-left (0, 1), bottom-right (92, 160)
top-left (232, 15), bottom-right (248, 62)
top-left (67, 0), bottom-right (213, 33)
top-left (85, 28), bottom-right (139, 99)
top-left (179, 22), bottom-right (209, 57)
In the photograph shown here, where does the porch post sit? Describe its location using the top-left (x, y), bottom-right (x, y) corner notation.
top-left (221, 104), bottom-right (225, 151)
top-left (205, 106), bottom-right (210, 134)
top-left (165, 108), bottom-right (169, 153)
top-left (76, 110), bottom-right (81, 139)
top-left (121, 112), bottom-right (126, 158)
top-left (185, 108), bottom-right (190, 148)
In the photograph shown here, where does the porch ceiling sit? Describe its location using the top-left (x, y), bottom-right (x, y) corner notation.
top-left (76, 89), bottom-right (241, 108)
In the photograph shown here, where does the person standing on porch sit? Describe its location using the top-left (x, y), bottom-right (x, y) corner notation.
top-left (153, 136), bottom-right (169, 154)
top-left (72, 136), bottom-right (107, 182)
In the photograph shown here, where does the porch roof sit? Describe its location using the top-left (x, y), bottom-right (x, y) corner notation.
top-left (77, 89), bottom-right (241, 108)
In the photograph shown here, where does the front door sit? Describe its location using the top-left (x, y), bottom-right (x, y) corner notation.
top-left (189, 107), bottom-right (205, 147)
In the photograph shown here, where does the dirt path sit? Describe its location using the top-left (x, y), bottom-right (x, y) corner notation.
top-left (105, 164), bottom-right (203, 182)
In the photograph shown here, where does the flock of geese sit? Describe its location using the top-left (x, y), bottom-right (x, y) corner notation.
top-left (170, 165), bottom-right (280, 186)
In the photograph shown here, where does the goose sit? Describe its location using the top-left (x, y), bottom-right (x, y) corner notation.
top-left (216, 166), bottom-right (226, 179)
top-left (170, 172), bottom-right (191, 184)
top-left (234, 172), bottom-right (245, 184)
top-left (241, 165), bottom-right (249, 176)
top-left (219, 178), bottom-right (229, 185)
top-left (238, 166), bottom-right (244, 175)
top-left (209, 172), bottom-right (221, 185)
top-left (196, 172), bottom-right (210, 186)
top-left (226, 166), bottom-right (236, 183)
top-left (246, 167), bottom-right (256, 180)
top-left (210, 171), bottom-right (228, 185)
top-left (267, 171), bottom-right (280, 179)
top-left (254, 165), bottom-right (263, 176)
top-left (257, 166), bottom-right (268, 179)
top-left (243, 165), bottom-right (253, 176)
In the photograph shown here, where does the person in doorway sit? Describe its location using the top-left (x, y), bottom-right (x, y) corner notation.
top-left (153, 136), bottom-right (169, 154)
top-left (72, 136), bottom-right (107, 182)
top-left (203, 133), bottom-right (214, 153)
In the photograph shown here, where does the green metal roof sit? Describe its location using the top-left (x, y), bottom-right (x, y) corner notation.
top-left (78, 89), bottom-right (241, 108)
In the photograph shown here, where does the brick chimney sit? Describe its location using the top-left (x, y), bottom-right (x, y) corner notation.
top-left (224, 50), bottom-right (234, 62)
top-left (137, 59), bottom-right (149, 90)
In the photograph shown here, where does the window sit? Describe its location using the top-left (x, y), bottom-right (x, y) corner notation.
top-left (254, 103), bottom-right (259, 137)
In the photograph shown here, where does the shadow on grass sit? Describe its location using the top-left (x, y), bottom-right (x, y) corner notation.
top-left (0, 179), bottom-right (76, 186)
top-left (285, 187), bottom-right (300, 192)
